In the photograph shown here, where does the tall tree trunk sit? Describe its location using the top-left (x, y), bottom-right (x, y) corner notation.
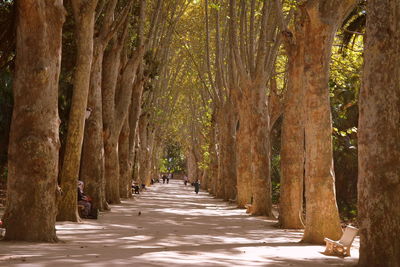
top-left (102, 39), bottom-right (123, 204)
top-left (215, 108), bottom-right (225, 198)
top-left (279, 11), bottom-right (305, 229)
top-left (119, 117), bottom-right (130, 198)
top-left (80, 43), bottom-right (107, 211)
top-left (3, 0), bottom-right (64, 241)
top-left (218, 99), bottom-right (237, 201)
top-left (57, 0), bottom-right (97, 222)
top-left (127, 79), bottom-right (144, 187)
top-left (138, 114), bottom-right (148, 185)
top-left (187, 148), bottom-right (199, 184)
top-left (103, 45), bottom-right (144, 204)
top-left (79, 0), bottom-right (120, 211)
top-left (358, 0), bottom-right (400, 265)
top-left (250, 83), bottom-right (273, 216)
top-left (235, 90), bottom-right (253, 208)
top-left (301, 0), bottom-right (355, 244)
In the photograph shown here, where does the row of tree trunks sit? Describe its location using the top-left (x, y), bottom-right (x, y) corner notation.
top-left (3, 0), bottom-right (65, 241)
top-left (80, 0), bottom-right (121, 212)
top-left (358, 0), bottom-right (400, 265)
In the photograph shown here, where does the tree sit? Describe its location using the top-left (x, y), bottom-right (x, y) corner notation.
top-left (358, 0), bottom-right (400, 265)
top-left (300, 0), bottom-right (356, 244)
top-left (57, 0), bottom-right (98, 222)
top-left (3, 0), bottom-right (64, 241)
top-left (279, 6), bottom-right (306, 230)
top-left (80, 0), bottom-right (128, 211)
top-left (228, 0), bottom-right (281, 216)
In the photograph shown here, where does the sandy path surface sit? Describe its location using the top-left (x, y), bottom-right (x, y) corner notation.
top-left (0, 180), bottom-right (359, 266)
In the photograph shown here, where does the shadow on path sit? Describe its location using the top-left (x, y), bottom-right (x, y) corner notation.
top-left (0, 180), bottom-right (359, 266)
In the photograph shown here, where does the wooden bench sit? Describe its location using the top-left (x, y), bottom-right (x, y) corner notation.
top-left (324, 225), bottom-right (358, 257)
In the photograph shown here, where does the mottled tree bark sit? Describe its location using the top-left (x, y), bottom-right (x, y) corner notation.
top-left (301, 0), bottom-right (356, 244)
top-left (235, 89), bottom-right (253, 208)
top-left (3, 0), bottom-right (64, 241)
top-left (80, 0), bottom-right (120, 211)
top-left (279, 9), bottom-right (305, 229)
top-left (228, 0), bottom-right (278, 214)
top-left (57, 0), bottom-right (97, 222)
top-left (358, 0), bottom-right (400, 265)
top-left (118, 117), bottom-right (130, 198)
top-left (103, 44), bottom-right (144, 204)
top-left (102, 38), bottom-right (123, 204)
top-left (250, 83), bottom-right (273, 216)
top-left (137, 114), bottom-right (148, 185)
top-left (80, 43), bottom-right (107, 211)
top-left (217, 100), bottom-right (237, 201)
top-left (207, 115), bottom-right (218, 194)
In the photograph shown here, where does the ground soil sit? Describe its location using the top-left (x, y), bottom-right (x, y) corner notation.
top-left (0, 180), bottom-right (359, 266)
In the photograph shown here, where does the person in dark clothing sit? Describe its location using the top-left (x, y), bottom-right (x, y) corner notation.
top-left (162, 174), bottom-right (167, 184)
top-left (77, 181), bottom-right (97, 219)
top-left (132, 184), bottom-right (140, 194)
top-left (194, 179), bottom-right (200, 194)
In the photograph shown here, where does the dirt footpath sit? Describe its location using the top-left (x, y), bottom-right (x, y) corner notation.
top-left (0, 180), bottom-right (359, 266)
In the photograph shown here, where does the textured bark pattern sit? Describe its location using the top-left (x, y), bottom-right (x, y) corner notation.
top-left (58, 0), bottom-right (97, 222)
top-left (102, 41), bottom-right (123, 204)
top-left (279, 10), bottom-right (305, 229)
top-left (217, 100), bottom-right (237, 201)
top-left (138, 114), bottom-right (148, 185)
top-left (119, 118), bottom-right (130, 198)
top-left (250, 83), bottom-right (272, 216)
top-left (3, 0), bottom-right (64, 241)
top-left (207, 118), bottom-right (218, 194)
top-left (103, 46), bottom-right (144, 204)
top-left (127, 80), bottom-right (144, 190)
top-left (301, 0), bottom-right (355, 244)
top-left (187, 148), bottom-right (199, 184)
top-left (358, 1), bottom-right (400, 265)
top-left (80, 43), bottom-right (107, 211)
top-left (235, 90), bottom-right (253, 208)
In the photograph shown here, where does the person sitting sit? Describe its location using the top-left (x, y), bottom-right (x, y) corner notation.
top-left (77, 181), bottom-right (97, 219)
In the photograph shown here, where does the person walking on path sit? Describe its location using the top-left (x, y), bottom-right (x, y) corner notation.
top-left (184, 175), bottom-right (188, 186)
top-left (167, 173), bottom-right (171, 184)
top-left (194, 179), bottom-right (200, 194)
top-left (162, 174), bottom-right (167, 184)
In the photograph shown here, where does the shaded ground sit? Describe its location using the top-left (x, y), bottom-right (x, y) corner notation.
top-left (0, 180), bottom-right (359, 266)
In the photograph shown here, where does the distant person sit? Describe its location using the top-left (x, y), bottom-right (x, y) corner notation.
top-left (167, 173), bottom-right (171, 184)
top-left (77, 181), bottom-right (97, 219)
top-left (194, 179), bottom-right (200, 194)
top-left (162, 174), bottom-right (167, 184)
top-left (132, 183), bottom-right (140, 194)
top-left (184, 175), bottom-right (188, 186)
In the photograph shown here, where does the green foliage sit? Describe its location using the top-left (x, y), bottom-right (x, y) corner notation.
top-left (159, 141), bottom-right (186, 173)
top-left (330, 35), bottom-right (363, 221)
